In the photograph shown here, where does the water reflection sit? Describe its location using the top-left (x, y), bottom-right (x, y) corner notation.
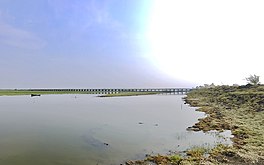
top-left (0, 94), bottom-right (231, 165)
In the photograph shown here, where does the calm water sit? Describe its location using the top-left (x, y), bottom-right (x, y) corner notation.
top-left (0, 94), bottom-right (231, 165)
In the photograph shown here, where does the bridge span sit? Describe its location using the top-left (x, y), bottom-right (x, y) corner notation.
top-left (27, 88), bottom-right (192, 94)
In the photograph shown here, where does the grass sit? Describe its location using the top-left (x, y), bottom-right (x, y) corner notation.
top-left (170, 154), bottom-right (182, 164)
top-left (186, 147), bottom-right (207, 158)
top-left (184, 84), bottom-right (264, 164)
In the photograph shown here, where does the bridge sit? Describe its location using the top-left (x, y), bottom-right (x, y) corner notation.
top-left (26, 88), bottom-right (192, 94)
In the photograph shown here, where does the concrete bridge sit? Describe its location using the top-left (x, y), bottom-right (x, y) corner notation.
top-left (27, 88), bottom-right (192, 94)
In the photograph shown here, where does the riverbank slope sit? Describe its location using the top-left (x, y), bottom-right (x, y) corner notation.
top-left (184, 84), bottom-right (264, 164)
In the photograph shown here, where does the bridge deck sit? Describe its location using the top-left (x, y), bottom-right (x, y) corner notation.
top-left (24, 88), bottom-right (192, 94)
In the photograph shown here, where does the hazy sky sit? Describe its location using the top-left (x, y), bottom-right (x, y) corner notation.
top-left (0, 0), bottom-right (263, 88)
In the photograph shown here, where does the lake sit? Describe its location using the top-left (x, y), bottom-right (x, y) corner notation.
top-left (0, 94), bottom-right (231, 165)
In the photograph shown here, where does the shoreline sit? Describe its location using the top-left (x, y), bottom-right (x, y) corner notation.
top-left (0, 90), bottom-right (167, 97)
top-left (125, 85), bottom-right (264, 164)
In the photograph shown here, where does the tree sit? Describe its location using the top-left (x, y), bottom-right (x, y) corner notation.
top-left (245, 74), bottom-right (260, 85)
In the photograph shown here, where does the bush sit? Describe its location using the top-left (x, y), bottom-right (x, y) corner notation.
top-left (245, 74), bottom-right (260, 85)
top-left (170, 154), bottom-right (182, 164)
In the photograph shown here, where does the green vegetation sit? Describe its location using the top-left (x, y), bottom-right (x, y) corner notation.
top-left (186, 147), bottom-right (207, 160)
top-left (170, 154), bottom-right (182, 164)
top-left (184, 84), bottom-right (264, 164)
top-left (126, 84), bottom-right (264, 164)
top-left (98, 92), bottom-right (160, 97)
top-left (0, 90), bottom-right (96, 96)
top-left (125, 147), bottom-right (209, 165)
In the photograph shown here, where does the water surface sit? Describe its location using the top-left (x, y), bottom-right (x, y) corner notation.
top-left (0, 94), bottom-right (230, 165)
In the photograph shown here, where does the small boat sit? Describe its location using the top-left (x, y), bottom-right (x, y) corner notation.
top-left (31, 94), bottom-right (41, 97)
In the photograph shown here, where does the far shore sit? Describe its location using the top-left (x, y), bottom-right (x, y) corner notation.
top-left (98, 92), bottom-right (161, 97)
top-left (0, 90), bottom-right (97, 96)
top-left (0, 90), bottom-right (164, 97)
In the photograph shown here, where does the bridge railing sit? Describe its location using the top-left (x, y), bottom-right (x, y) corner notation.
top-left (23, 88), bottom-right (192, 94)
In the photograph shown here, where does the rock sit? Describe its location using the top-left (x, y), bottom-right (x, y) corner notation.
top-left (103, 143), bottom-right (109, 146)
